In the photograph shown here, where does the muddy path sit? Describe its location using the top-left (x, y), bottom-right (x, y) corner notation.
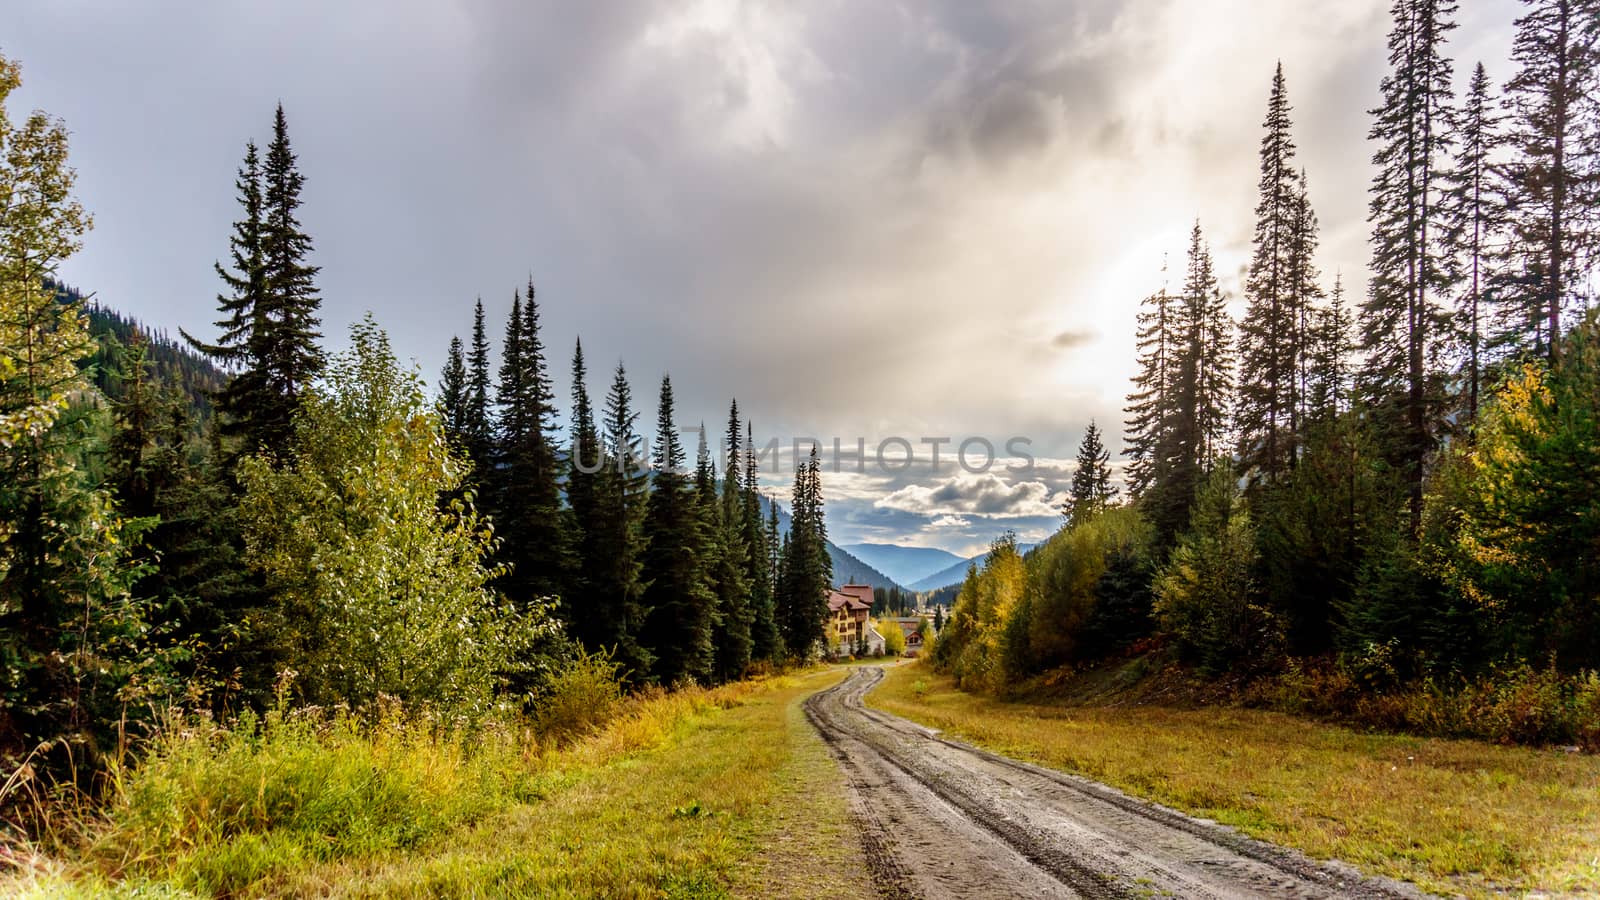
top-left (804, 666), bottom-right (1431, 900)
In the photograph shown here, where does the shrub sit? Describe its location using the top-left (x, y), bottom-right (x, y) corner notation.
top-left (532, 649), bottom-right (625, 746)
top-left (1154, 467), bottom-right (1282, 674)
top-left (1263, 659), bottom-right (1600, 749)
top-left (880, 620), bottom-right (906, 657)
top-left (238, 318), bottom-right (556, 714)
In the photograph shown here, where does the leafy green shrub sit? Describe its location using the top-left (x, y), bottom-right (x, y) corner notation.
top-left (532, 649), bottom-right (625, 746)
top-left (238, 318), bottom-right (555, 714)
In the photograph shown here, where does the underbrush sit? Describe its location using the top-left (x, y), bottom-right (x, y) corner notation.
top-left (5, 668), bottom-right (793, 897)
top-left (1259, 659), bottom-right (1600, 749)
top-left (987, 647), bottom-right (1600, 750)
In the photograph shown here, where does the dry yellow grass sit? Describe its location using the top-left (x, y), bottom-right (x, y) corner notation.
top-left (869, 660), bottom-right (1600, 899)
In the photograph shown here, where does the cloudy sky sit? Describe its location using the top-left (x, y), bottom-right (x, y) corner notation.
top-left (9, 0), bottom-right (1522, 556)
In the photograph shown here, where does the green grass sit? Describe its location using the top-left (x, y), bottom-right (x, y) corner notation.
top-left (869, 660), bottom-right (1600, 899)
top-left (8, 669), bottom-right (874, 899)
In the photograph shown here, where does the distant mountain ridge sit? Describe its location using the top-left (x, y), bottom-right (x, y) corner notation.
top-left (907, 542), bottom-right (1036, 592)
top-left (759, 497), bottom-right (906, 592)
top-left (842, 543), bottom-right (964, 587)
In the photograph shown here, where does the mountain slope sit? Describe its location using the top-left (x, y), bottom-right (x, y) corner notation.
top-left (907, 542), bottom-right (1036, 592)
top-left (842, 543), bottom-right (964, 587)
top-left (759, 496), bottom-right (906, 592)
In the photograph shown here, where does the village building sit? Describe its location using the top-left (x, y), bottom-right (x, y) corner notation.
top-left (827, 583), bottom-right (885, 656)
top-left (888, 617), bottom-right (929, 656)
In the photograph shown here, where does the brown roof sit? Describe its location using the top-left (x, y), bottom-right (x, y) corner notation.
top-left (838, 583), bottom-right (873, 608)
top-left (827, 589), bottom-right (871, 613)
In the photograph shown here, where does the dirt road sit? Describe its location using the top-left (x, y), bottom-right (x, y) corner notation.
top-left (805, 666), bottom-right (1429, 899)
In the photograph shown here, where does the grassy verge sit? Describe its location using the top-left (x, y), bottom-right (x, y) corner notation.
top-left (6, 668), bottom-right (873, 899)
top-left (869, 660), bottom-right (1600, 899)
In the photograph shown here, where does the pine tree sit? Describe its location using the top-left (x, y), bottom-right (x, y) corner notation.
top-left (1501, 0), bottom-right (1600, 361)
top-left (493, 281), bottom-right (569, 609)
top-left (184, 105), bottom-right (323, 460)
top-left (1124, 277), bottom-right (1177, 498)
top-left (182, 139), bottom-right (269, 458)
top-left (640, 375), bottom-right (715, 684)
top-left (566, 339), bottom-right (604, 650)
top-left (766, 496), bottom-right (782, 604)
top-left (108, 337), bottom-right (270, 704)
top-left (1287, 170), bottom-right (1326, 434)
top-left (1065, 420), bottom-right (1117, 526)
top-left (257, 104), bottom-right (323, 438)
top-left (1309, 274), bottom-right (1355, 421)
top-left (594, 364), bottom-right (652, 680)
top-left (1147, 222), bottom-right (1235, 546)
top-left (743, 422), bottom-right (781, 661)
top-left (439, 335), bottom-right (468, 444)
top-left (1359, 0), bottom-right (1458, 533)
top-left (1446, 62), bottom-right (1508, 422)
top-left (1237, 63), bottom-right (1311, 484)
top-left (699, 416), bottom-right (752, 683)
top-left (463, 298), bottom-right (494, 487)
top-left (776, 446), bottom-right (831, 660)
top-left (711, 403), bottom-right (754, 680)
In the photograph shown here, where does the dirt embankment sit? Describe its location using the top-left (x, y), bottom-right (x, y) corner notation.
top-left (805, 666), bottom-right (1431, 900)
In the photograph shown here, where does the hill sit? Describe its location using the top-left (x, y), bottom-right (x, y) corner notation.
top-left (841, 543), bottom-right (964, 587)
top-left (759, 496), bottom-right (906, 592)
top-left (907, 542), bottom-right (1036, 592)
top-left (54, 281), bottom-right (227, 420)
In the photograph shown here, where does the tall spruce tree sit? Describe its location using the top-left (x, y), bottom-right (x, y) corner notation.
top-left (640, 376), bottom-right (715, 684)
top-left (1065, 420), bottom-right (1117, 526)
top-left (776, 445), bottom-right (831, 659)
top-left (1446, 62), bottom-right (1508, 421)
top-left (493, 281), bottom-right (569, 610)
top-left (1359, 0), bottom-right (1458, 533)
top-left (257, 104), bottom-right (323, 441)
top-left (182, 140), bottom-right (268, 458)
top-left (1287, 170), bottom-right (1326, 434)
top-left (742, 422), bottom-right (781, 661)
top-left (463, 298), bottom-right (494, 487)
top-left (185, 105), bottom-right (323, 459)
top-left (711, 403), bottom-right (754, 679)
top-left (1501, 0), bottom-right (1600, 361)
top-left (566, 339), bottom-right (604, 650)
top-left (697, 418), bottom-right (752, 683)
top-left (595, 363), bottom-right (652, 680)
top-left (1124, 278), bottom-right (1178, 498)
top-left (439, 335), bottom-right (468, 443)
top-left (1147, 222), bottom-right (1234, 547)
top-left (766, 496), bottom-right (782, 602)
top-left (1237, 64), bottom-right (1311, 484)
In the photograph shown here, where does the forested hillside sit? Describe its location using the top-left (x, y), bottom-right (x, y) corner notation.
top-left (933, 0), bottom-right (1600, 748)
top-left (0, 57), bottom-right (846, 810)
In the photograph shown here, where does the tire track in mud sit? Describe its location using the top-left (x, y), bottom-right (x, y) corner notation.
top-left (804, 666), bottom-right (1431, 900)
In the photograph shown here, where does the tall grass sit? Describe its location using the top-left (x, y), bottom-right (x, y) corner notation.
top-left (6, 666), bottom-right (792, 897)
top-left (81, 702), bottom-right (541, 895)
